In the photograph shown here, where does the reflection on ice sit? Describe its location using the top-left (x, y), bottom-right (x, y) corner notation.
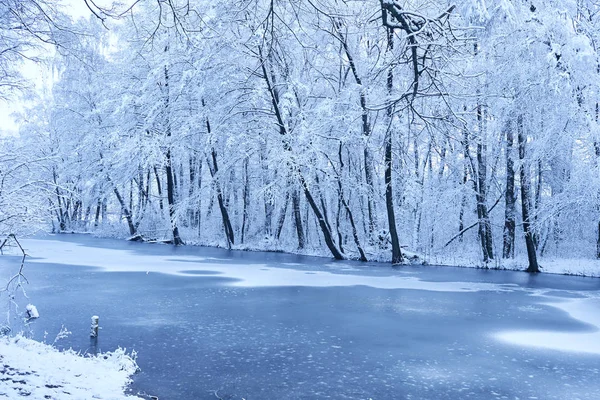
top-left (495, 296), bottom-right (600, 354)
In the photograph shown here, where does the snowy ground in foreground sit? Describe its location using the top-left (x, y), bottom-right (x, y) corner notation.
top-left (0, 335), bottom-right (140, 399)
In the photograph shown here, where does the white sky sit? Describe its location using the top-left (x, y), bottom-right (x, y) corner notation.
top-left (0, 0), bottom-right (111, 136)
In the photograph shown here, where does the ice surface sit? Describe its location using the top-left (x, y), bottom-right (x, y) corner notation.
top-left (21, 238), bottom-right (513, 293)
top-left (495, 295), bottom-right (600, 354)
top-left (14, 235), bottom-right (600, 400)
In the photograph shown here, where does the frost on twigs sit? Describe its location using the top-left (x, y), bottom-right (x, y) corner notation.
top-left (0, 234), bottom-right (30, 333)
top-left (0, 234), bottom-right (28, 294)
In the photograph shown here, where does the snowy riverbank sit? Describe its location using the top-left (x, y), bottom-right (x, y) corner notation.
top-left (0, 336), bottom-right (141, 399)
top-left (42, 231), bottom-right (600, 278)
top-left (145, 232), bottom-right (600, 278)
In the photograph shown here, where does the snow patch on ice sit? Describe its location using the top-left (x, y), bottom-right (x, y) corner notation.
top-left (22, 239), bottom-right (512, 293)
top-left (495, 295), bottom-right (600, 354)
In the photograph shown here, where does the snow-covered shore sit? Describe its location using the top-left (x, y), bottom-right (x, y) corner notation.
top-left (0, 336), bottom-right (141, 399)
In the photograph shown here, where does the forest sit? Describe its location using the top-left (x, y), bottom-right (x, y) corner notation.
top-left (2, 0), bottom-right (600, 273)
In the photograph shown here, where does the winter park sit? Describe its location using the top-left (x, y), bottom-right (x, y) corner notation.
top-left (2, 0), bottom-right (600, 399)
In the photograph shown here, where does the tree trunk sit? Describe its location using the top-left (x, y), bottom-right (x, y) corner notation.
top-left (517, 115), bottom-right (539, 273)
top-left (503, 123), bottom-right (516, 258)
top-left (164, 64), bottom-right (183, 246)
top-left (196, 160), bottom-right (202, 237)
top-left (165, 150), bottom-right (183, 245)
top-left (337, 144), bottom-right (367, 261)
top-left (597, 220), bottom-right (600, 259)
top-left (113, 187), bottom-right (136, 236)
top-left (595, 102), bottom-right (599, 258)
top-left (52, 168), bottom-right (66, 231)
top-left (292, 189), bottom-right (305, 249)
top-left (94, 199), bottom-right (101, 228)
top-left (475, 102), bottom-right (494, 262)
top-left (298, 173), bottom-right (345, 259)
top-left (206, 150), bottom-right (235, 248)
top-left (533, 159), bottom-right (542, 249)
top-left (275, 190), bottom-right (289, 241)
top-left (384, 27), bottom-right (403, 264)
top-left (261, 152), bottom-right (274, 237)
top-left (241, 157), bottom-right (250, 243)
top-left (154, 166), bottom-right (164, 211)
top-left (203, 105), bottom-right (235, 249)
top-left (335, 24), bottom-right (377, 236)
top-left (188, 156), bottom-right (196, 227)
top-left (259, 47), bottom-right (344, 259)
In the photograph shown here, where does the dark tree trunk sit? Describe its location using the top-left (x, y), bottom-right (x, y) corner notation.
top-left (475, 102), bottom-right (494, 262)
top-left (52, 169), bottom-right (66, 231)
top-left (336, 197), bottom-right (345, 255)
top-left (113, 187), bottom-right (136, 236)
top-left (188, 156), bottom-right (196, 227)
top-left (259, 47), bottom-right (343, 259)
top-left (154, 166), bottom-right (164, 211)
top-left (164, 65), bottom-right (183, 246)
top-left (533, 159), bottom-right (542, 249)
top-left (384, 27), bottom-right (403, 264)
top-left (517, 116), bottom-right (539, 273)
top-left (503, 124), bottom-right (516, 258)
top-left (337, 144), bottom-right (367, 261)
top-left (203, 102), bottom-right (235, 248)
top-left (298, 173), bottom-right (345, 259)
top-left (275, 190), bottom-right (289, 241)
top-left (261, 152), bottom-right (274, 237)
top-left (101, 198), bottom-right (107, 223)
top-left (597, 220), bottom-right (600, 260)
top-left (241, 157), bottom-right (250, 243)
top-left (292, 189), bottom-right (305, 249)
top-left (334, 24), bottom-right (376, 236)
top-left (458, 163), bottom-right (467, 242)
top-left (315, 174), bottom-right (333, 235)
top-left (71, 200), bottom-right (81, 226)
top-left (196, 160), bottom-right (202, 236)
top-left (83, 205), bottom-right (91, 227)
top-left (206, 150), bottom-right (235, 248)
top-left (595, 103), bottom-right (599, 258)
top-left (128, 180), bottom-right (134, 219)
top-left (364, 148), bottom-right (376, 236)
top-left (94, 199), bottom-right (101, 228)
top-left (165, 150), bottom-right (183, 245)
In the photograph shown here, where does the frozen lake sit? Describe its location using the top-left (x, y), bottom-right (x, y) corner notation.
top-left (5, 235), bottom-right (600, 399)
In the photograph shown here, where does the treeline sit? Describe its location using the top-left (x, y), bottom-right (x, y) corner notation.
top-left (5, 0), bottom-right (600, 271)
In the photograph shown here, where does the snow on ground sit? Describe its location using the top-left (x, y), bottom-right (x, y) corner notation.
top-left (495, 292), bottom-right (600, 355)
top-left (0, 335), bottom-right (140, 399)
top-left (427, 251), bottom-right (600, 277)
top-left (21, 238), bottom-right (515, 293)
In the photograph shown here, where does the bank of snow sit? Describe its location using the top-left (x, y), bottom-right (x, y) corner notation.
top-left (0, 335), bottom-right (141, 399)
top-left (426, 251), bottom-right (600, 277)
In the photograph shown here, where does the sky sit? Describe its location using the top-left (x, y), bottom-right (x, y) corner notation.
top-left (0, 0), bottom-right (104, 136)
